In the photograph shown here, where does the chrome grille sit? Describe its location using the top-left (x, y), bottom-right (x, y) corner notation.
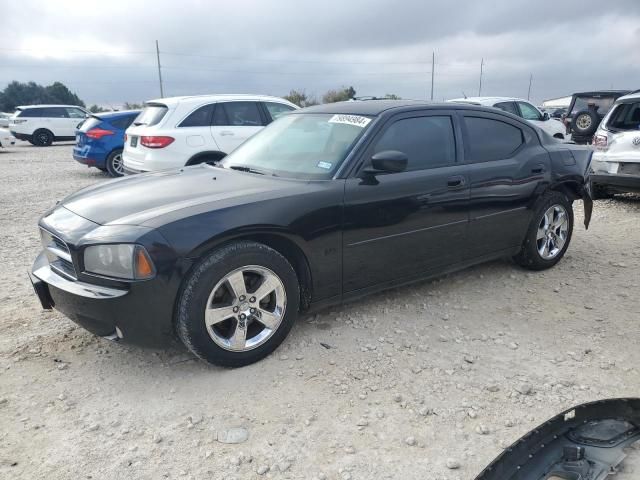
top-left (40, 228), bottom-right (77, 280)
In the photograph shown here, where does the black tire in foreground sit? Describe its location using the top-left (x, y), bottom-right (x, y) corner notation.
top-left (176, 241), bottom-right (300, 367)
top-left (32, 129), bottom-right (53, 147)
top-left (514, 192), bottom-right (574, 270)
top-left (105, 149), bottom-right (124, 177)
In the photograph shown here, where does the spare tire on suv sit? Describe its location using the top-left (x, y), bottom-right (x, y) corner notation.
top-left (571, 109), bottom-right (599, 137)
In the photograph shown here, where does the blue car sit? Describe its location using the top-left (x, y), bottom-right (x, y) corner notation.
top-left (73, 110), bottom-right (140, 177)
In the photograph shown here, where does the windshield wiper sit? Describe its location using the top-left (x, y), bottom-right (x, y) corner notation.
top-left (228, 165), bottom-right (266, 175)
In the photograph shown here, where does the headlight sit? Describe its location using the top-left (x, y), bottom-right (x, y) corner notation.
top-left (84, 244), bottom-right (155, 280)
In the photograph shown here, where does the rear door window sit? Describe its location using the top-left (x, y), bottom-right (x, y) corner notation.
top-left (464, 116), bottom-right (524, 162)
top-left (179, 104), bottom-right (215, 127)
top-left (606, 102), bottom-right (640, 131)
top-left (494, 101), bottom-right (519, 116)
top-left (45, 107), bottom-right (70, 118)
top-left (216, 102), bottom-right (263, 126)
top-left (134, 104), bottom-right (168, 127)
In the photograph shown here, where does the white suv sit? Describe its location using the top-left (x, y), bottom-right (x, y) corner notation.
top-left (9, 105), bottom-right (89, 146)
top-left (122, 94), bottom-right (298, 174)
top-left (448, 97), bottom-right (566, 139)
top-left (591, 90), bottom-right (640, 197)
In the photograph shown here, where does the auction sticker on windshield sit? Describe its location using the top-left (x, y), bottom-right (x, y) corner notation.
top-left (328, 114), bottom-right (371, 128)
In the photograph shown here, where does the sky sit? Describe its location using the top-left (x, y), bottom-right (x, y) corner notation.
top-left (1, 0), bottom-right (639, 106)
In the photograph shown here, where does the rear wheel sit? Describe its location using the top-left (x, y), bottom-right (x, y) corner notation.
top-left (514, 192), bottom-right (573, 270)
top-left (105, 149), bottom-right (124, 177)
top-left (176, 241), bottom-right (300, 367)
top-left (32, 129), bottom-right (53, 147)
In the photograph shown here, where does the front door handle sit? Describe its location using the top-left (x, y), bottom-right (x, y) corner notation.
top-left (447, 175), bottom-right (466, 188)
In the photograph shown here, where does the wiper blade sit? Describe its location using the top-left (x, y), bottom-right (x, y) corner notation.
top-left (228, 165), bottom-right (266, 175)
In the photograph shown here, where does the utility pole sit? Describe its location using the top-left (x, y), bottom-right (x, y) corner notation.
top-left (155, 40), bottom-right (164, 98)
top-left (527, 74), bottom-right (533, 100)
top-left (430, 51), bottom-right (435, 101)
top-left (478, 58), bottom-right (484, 96)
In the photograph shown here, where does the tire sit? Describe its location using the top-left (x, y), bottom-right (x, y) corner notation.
top-left (176, 241), bottom-right (300, 367)
top-left (105, 149), bottom-right (124, 177)
top-left (27, 139), bottom-right (36, 146)
top-left (97, 167), bottom-right (108, 172)
top-left (513, 192), bottom-right (574, 270)
top-left (32, 129), bottom-right (53, 147)
top-left (571, 110), bottom-right (599, 136)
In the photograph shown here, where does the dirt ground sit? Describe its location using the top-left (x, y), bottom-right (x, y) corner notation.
top-left (1, 143), bottom-right (639, 480)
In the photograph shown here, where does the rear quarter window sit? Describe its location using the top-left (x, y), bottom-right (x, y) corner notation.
top-left (134, 105), bottom-right (168, 127)
top-left (464, 116), bottom-right (524, 162)
top-left (17, 109), bottom-right (42, 118)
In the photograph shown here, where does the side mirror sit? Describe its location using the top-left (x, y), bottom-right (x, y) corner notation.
top-left (364, 150), bottom-right (408, 175)
top-left (543, 112), bottom-right (550, 121)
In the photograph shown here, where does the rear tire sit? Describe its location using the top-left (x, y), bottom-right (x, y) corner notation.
top-left (513, 192), bottom-right (573, 270)
top-left (176, 241), bottom-right (300, 367)
top-left (105, 149), bottom-right (124, 177)
top-left (32, 129), bottom-right (53, 147)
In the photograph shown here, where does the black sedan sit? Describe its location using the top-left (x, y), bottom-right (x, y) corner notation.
top-left (31, 101), bottom-right (593, 367)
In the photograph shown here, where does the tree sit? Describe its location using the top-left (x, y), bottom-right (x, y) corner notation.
top-left (322, 86), bottom-right (356, 104)
top-left (0, 81), bottom-right (84, 111)
top-left (383, 93), bottom-right (401, 100)
top-left (89, 104), bottom-right (109, 113)
top-left (123, 102), bottom-right (143, 110)
top-left (283, 89), bottom-right (318, 108)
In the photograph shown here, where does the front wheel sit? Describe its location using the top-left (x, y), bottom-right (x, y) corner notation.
top-left (176, 241), bottom-right (300, 367)
top-left (514, 192), bottom-right (573, 270)
top-left (105, 149), bottom-right (124, 177)
top-left (32, 129), bottom-right (53, 147)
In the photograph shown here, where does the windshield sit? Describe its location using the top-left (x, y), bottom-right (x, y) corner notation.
top-left (219, 113), bottom-right (372, 180)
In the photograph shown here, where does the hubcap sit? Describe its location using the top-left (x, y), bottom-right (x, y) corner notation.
top-left (204, 265), bottom-right (286, 352)
top-left (537, 205), bottom-right (569, 260)
top-left (112, 154), bottom-right (123, 175)
top-left (576, 114), bottom-right (591, 130)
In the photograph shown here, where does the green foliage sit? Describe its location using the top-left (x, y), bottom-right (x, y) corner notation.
top-left (123, 102), bottom-right (144, 110)
top-left (89, 104), bottom-right (110, 113)
top-left (383, 93), bottom-right (401, 100)
top-left (283, 89), bottom-right (318, 108)
top-left (0, 81), bottom-right (85, 111)
top-left (322, 86), bottom-right (356, 104)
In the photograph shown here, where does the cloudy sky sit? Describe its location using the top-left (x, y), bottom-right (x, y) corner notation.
top-left (2, 0), bottom-right (639, 106)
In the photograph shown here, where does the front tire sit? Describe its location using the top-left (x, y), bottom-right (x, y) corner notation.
top-left (176, 241), bottom-right (300, 367)
top-left (32, 129), bottom-right (53, 147)
top-left (514, 192), bottom-right (573, 270)
top-left (105, 149), bottom-right (124, 177)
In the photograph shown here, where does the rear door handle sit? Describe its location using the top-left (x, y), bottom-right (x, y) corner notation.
top-left (447, 175), bottom-right (466, 188)
top-left (220, 131), bottom-right (234, 136)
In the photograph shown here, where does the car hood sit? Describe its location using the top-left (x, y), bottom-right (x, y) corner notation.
top-left (61, 165), bottom-right (308, 226)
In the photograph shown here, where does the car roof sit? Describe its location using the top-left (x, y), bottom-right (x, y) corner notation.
top-left (448, 96), bottom-right (531, 105)
top-left (571, 90), bottom-right (631, 97)
top-left (614, 90), bottom-right (640, 103)
top-left (144, 94), bottom-right (297, 108)
top-left (15, 104), bottom-right (87, 109)
top-left (296, 99), bottom-right (514, 117)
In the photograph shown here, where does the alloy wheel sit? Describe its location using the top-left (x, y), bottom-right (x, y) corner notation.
top-left (536, 205), bottom-right (569, 260)
top-left (204, 265), bottom-right (286, 352)
top-left (112, 153), bottom-right (124, 175)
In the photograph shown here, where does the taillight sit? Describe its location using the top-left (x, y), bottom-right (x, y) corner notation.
top-left (140, 136), bottom-right (174, 148)
top-left (86, 128), bottom-right (115, 139)
top-left (593, 134), bottom-right (608, 149)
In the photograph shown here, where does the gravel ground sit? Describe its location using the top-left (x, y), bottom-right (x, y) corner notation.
top-left (1, 143), bottom-right (639, 480)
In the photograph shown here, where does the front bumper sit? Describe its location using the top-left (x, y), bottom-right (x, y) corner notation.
top-left (30, 251), bottom-right (178, 347)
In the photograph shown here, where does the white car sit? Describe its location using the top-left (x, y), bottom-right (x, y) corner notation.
top-left (123, 94), bottom-right (298, 174)
top-left (591, 90), bottom-right (640, 197)
top-left (0, 128), bottom-right (16, 147)
top-left (9, 105), bottom-right (89, 146)
top-left (448, 97), bottom-right (566, 139)
top-left (0, 112), bottom-right (12, 128)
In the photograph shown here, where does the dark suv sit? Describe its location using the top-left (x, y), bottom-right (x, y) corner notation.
top-left (564, 90), bottom-right (631, 144)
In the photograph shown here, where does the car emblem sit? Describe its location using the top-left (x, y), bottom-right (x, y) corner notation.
top-left (633, 137), bottom-right (640, 146)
